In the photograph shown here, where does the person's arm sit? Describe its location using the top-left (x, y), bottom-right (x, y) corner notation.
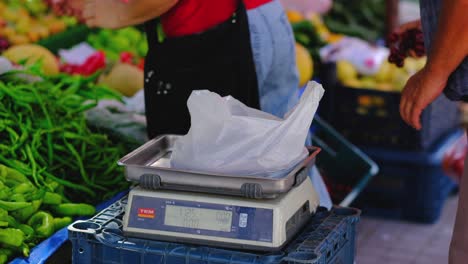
top-left (83, 0), bottom-right (178, 29)
top-left (425, 0), bottom-right (468, 80)
top-left (400, 0), bottom-right (468, 130)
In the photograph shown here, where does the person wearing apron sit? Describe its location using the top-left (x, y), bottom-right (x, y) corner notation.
top-left (398, 0), bottom-right (468, 262)
top-left (66, 0), bottom-right (332, 208)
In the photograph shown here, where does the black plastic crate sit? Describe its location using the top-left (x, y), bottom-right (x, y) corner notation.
top-left (353, 130), bottom-right (463, 223)
top-left (319, 69), bottom-right (459, 150)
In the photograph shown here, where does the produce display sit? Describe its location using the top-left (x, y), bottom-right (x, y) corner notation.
top-left (0, 164), bottom-right (95, 263)
top-left (337, 57), bottom-right (426, 92)
top-left (98, 62), bottom-right (144, 97)
top-left (87, 28), bottom-right (148, 62)
top-left (287, 11), bottom-right (343, 84)
top-left (0, 0), bottom-right (75, 48)
top-left (323, 0), bottom-right (385, 42)
top-left (2, 44), bottom-right (59, 75)
top-left (388, 28), bottom-right (425, 67)
top-left (0, 68), bottom-right (131, 205)
top-left (59, 50), bottom-right (106, 76)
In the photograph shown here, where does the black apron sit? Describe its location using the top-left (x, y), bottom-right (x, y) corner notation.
top-left (143, 1), bottom-right (260, 139)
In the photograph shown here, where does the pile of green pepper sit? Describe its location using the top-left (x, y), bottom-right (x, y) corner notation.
top-left (0, 71), bottom-right (132, 205)
top-left (0, 164), bottom-right (96, 263)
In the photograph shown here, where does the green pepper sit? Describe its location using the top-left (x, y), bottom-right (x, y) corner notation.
top-left (43, 192), bottom-right (62, 205)
top-left (0, 221), bottom-right (7, 227)
top-left (52, 203), bottom-right (96, 216)
top-left (12, 182), bottom-right (36, 194)
top-left (0, 189), bottom-right (8, 201)
top-left (5, 167), bottom-right (29, 185)
top-left (11, 200), bottom-right (41, 223)
top-left (53, 217), bottom-right (72, 231)
top-left (0, 228), bottom-right (25, 247)
top-left (18, 224), bottom-right (34, 241)
top-left (0, 165), bottom-right (7, 181)
top-left (0, 208), bottom-right (7, 218)
top-left (10, 193), bottom-right (26, 202)
top-left (0, 215), bottom-right (18, 228)
top-left (0, 248), bottom-right (12, 264)
top-left (0, 200), bottom-right (30, 211)
top-left (27, 211), bottom-right (54, 238)
top-left (21, 242), bottom-right (30, 257)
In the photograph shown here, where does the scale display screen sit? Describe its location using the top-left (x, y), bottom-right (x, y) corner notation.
top-left (127, 195), bottom-right (274, 242)
top-left (164, 205), bottom-right (233, 232)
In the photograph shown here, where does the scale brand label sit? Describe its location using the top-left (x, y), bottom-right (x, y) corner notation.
top-left (138, 208), bottom-right (155, 219)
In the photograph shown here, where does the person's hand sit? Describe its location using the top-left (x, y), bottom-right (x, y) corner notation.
top-left (47, 0), bottom-right (85, 20)
top-left (400, 67), bottom-right (447, 130)
top-left (82, 0), bottom-right (123, 29)
top-left (394, 20), bottom-right (422, 35)
top-left (82, 0), bottom-right (178, 29)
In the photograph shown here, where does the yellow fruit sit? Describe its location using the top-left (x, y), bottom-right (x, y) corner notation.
top-left (415, 56), bottom-right (427, 71)
top-left (360, 77), bottom-right (377, 89)
top-left (327, 33), bottom-right (344, 43)
top-left (295, 42), bottom-right (313, 87)
top-left (343, 78), bottom-right (362, 88)
top-left (9, 35), bottom-right (30, 45)
top-left (316, 24), bottom-right (330, 39)
top-left (337, 60), bottom-right (358, 82)
top-left (98, 63), bottom-right (144, 97)
top-left (27, 31), bottom-right (40, 43)
top-left (374, 61), bottom-right (393, 83)
top-left (391, 68), bottom-right (410, 92)
top-left (286, 10), bottom-right (303, 23)
top-left (3, 44), bottom-right (59, 75)
top-left (375, 83), bottom-right (394, 92)
top-left (308, 13), bottom-right (323, 26)
top-left (48, 20), bottom-right (66, 35)
top-left (403, 57), bottom-right (418, 75)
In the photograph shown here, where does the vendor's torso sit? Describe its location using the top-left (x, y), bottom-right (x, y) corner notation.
top-left (161, 0), bottom-right (272, 37)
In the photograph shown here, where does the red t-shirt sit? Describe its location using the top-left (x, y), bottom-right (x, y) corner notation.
top-left (161, 0), bottom-right (273, 37)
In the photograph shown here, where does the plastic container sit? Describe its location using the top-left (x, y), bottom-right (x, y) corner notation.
top-left (325, 82), bottom-right (459, 151)
top-left (353, 130), bottom-right (463, 223)
top-left (119, 135), bottom-right (320, 199)
top-left (311, 116), bottom-right (379, 207)
top-left (69, 196), bottom-right (360, 264)
top-left (9, 191), bottom-right (129, 264)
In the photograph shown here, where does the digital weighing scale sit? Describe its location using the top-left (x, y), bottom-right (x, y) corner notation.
top-left (119, 135), bottom-right (321, 251)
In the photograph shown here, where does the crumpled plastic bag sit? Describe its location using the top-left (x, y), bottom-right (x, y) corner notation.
top-left (170, 81), bottom-right (325, 177)
top-left (319, 37), bottom-right (389, 75)
top-left (85, 100), bottom-right (148, 145)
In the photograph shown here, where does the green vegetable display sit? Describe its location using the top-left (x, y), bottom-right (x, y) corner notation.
top-left (323, 0), bottom-right (385, 41)
top-left (0, 70), bottom-right (131, 204)
top-left (87, 27), bottom-right (148, 61)
top-left (291, 20), bottom-right (327, 64)
top-left (0, 164), bottom-right (97, 263)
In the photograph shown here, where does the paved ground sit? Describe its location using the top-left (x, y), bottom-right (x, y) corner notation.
top-left (355, 196), bottom-right (458, 264)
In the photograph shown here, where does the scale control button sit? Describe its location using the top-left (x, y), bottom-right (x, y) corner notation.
top-left (239, 213), bottom-right (248, 228)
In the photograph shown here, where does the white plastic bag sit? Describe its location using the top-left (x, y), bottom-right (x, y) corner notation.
top-left (319, 37), bottom-right (389, 75)
top-left (170, 81), bottom-right (325, 177)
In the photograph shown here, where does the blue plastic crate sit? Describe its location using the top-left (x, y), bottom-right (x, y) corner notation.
top-left (68, 196), bottom-right (360, 264)
top-left (353, 130), bottom-right (463, 223)
top-left (9, 191), bottom-right (129, 264)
